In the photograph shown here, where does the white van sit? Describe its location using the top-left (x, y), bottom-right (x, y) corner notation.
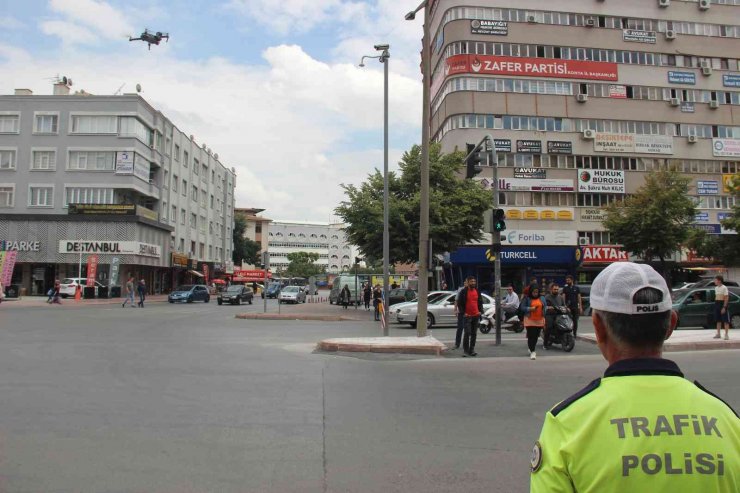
top-left (329, 275), bottom-right (362, 305)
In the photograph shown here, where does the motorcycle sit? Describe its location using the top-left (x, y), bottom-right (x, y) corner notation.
top-left (479, 305), bottom-right (524, 334)
top-left (545, 305), bottom-right (575, 352)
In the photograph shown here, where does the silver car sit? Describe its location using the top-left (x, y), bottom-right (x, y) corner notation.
top-left (396, 292), bottom-right (494, 329)
top-left (390, 291), bottom-right (452, 324)
top-left (278, 286), bottom-right (307, 304)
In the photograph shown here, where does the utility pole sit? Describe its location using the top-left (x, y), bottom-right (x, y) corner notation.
top-left (416, 4), bottom-right (431, 338)
top-left (382, 46), bottom-right (390, 336)
top-left (262, 251), bottom-right (269, 313)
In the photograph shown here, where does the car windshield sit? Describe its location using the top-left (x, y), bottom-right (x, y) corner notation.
top-left (175, 285), bottom-right (193, 292)
top-left (61, 278), bottom-right (76, 284)
top-left (283, 286), bottom-right (299, 293)
top-left (226, 286), bottom-right (242, 293)
top-left (671, 290), bottom-right (689, 303)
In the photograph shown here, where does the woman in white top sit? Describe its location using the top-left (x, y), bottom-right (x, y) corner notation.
top-left (713, 275), bottom-right (731, 340)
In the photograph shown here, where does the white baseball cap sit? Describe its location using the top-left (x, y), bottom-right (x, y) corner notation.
top-left (590, 262), bottom-right (672, 315)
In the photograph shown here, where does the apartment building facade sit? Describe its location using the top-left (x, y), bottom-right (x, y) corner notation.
top-left (430, 0), bottom-right (740, 287)
top-left (0, 83), bottom-right (236, 295)
top-left (267, 221), bottom-right (359, 274)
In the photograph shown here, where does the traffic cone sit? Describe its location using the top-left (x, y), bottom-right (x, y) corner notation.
top-left (74, 285), bottom-right (82, 301)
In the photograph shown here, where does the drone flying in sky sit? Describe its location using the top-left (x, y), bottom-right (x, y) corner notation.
top-left (129, 29), bottom-right (169, 50)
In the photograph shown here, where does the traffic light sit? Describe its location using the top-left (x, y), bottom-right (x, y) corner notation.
top-left (493, 209), bottom-right (506, 232)
top-left (465, 143), bottom-right (484, 179)
top-left (355, 256), bottom-right (362, 265)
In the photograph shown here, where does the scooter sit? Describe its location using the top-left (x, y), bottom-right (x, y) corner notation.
top-left (479, 305), bottom-right (524, 334)
top-left (544, 306), bottom-right (576, 352)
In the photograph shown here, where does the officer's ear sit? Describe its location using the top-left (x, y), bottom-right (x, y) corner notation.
top-left (592, 310), bottom-right (608, 345)
top-left (665, 310), bottom-right (677, 341)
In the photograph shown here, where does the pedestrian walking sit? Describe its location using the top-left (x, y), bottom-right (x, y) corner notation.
top-left (452, 278), bottom-right (469, 349)
top-left (373, 284), bottom-right (382, 321)
top-left (363, 283), bottom-right (372, 311)
top-left (523, 277), bottom-right (538, 298)
top-left (46, 284), bottom-right (54, 303)
top-left (530, 262), bottom-right (739, 492)
top-left (122, 276), bottom-right (135, 307)
top-left (544, 283), bottom-right (566, 349)
top-left (340, 284), bottom-right (351, 310)
top-left (137, 279), bottom-right (146, 307)
top-left (521, 286), bottom-right (546, 360)
top-left (562, 275), bottom-right (583, 337)
top-left (713, 275), bottom-right (731, 340)
top-left (51, 279), bottom-right (62, 304)
top-left (455, 276), bottom-right (483, 357)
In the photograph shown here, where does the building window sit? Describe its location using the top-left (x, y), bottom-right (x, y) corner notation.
top-left (256, 223), bottom-right (262, 233)
top-left (201, 189), bottom-right (207, 207)
top-left (210, 194), bottom-right (214, 208)
top-left (202, 164), bottom-right (207, 177)
top-left (191, 241), bottom-right (196, 255)
top-left (183, 151), bottom-right (189, 167)
top-left (0, 149), bottom-right (16, 170)
top-left (171, 205), bottom-right (177, 223)
top-left (0, 114), bottom-right (20, 134)
top-left (161, 201), bottom-right (168, 220)
top-left (200, 216), bottom-right (206, 233)
top-left (172, 175), bottom-right (178, 192)
top-left (64, 187), bottom-right (114, 206)
top-left (179, 238), bottom-right (185, 252)
top-left (118, 117), bottom-right (152, 144)
top-left (211, 170), bottom-right (215, 183)
top-left (29, 186), bottom-right (54, 207)
top-left (190, 213), bottom-right (197, 228)
top-left (0, 185), bottom-right (15, 207)
top-left (209, 221), bottom-right (214, 234)
top-left (192, 185), bottom-right (198, 202)
top-left (34, 113), bottom-right (59, 134)
top-left (71, 115), bottom-right (117, 134)
top-left (182, 179), bottom-right (188, 197)
top-left (31, 150), bottom-right (56, 170)
top-left (174, 144), bottom-right (180, 161)
top-left (193, 159), bottom-right (199, 175)
top-left (181, 208), bottom-right (186, 225)
top-left (68, 151), bottom-right (115, 171)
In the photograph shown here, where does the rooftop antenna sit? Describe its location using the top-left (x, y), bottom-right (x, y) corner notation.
top-left (113, 83), bottom-right (125, 95)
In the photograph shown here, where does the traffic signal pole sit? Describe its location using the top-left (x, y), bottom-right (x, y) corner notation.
top-left (463, 134), bottom-right (502, 345)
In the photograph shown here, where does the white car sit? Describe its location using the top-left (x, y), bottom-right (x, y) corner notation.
top-left (396, 291), bottom-right (495, 329)
top-left (59, 277), bottom-right (106, 298)
top-left (389, 291), bottom-right (452, 323)
top-left (278, 286), bottom-right (307, 304)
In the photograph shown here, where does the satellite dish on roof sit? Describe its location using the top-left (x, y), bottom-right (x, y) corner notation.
top-left (62, 76), bottom-right (68, 85)
top-left (136, 83), bottom-right (142, 93)
top-left (214, 153), bottom-right (218, 160)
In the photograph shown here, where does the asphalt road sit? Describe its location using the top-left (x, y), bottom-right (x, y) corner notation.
top-left (0, 299), bottom-right (737, 492)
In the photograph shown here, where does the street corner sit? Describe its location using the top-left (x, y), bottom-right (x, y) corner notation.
top-left (315, 336), bottom-right (446, 356)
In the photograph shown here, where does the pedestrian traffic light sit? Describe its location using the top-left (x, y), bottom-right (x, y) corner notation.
top-left (465, 143), bottom-right (484, 179)
top-left (493, 209), bottom-right (506, 232)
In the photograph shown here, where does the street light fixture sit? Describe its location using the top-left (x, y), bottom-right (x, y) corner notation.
top-left (358, 44), bottom-right (391, 336)
top-left (405, 1), bottom-right (430, 337)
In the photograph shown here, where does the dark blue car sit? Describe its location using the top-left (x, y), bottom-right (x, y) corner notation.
top-left (168, 284), bottom-right (210, 303)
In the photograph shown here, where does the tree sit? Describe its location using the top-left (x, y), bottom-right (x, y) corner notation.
top-left (335, 142), bottom-right (491, 264)
top-left (603, 168), bottom-right (697, 276)
top-left (686, 173), bottom-right (740, 265)
top-left (232, 215), bottom-right (261, 266)
top-left (285, 251), bottom-right (325, 278)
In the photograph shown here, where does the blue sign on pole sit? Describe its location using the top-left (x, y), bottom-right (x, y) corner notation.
top-left (723, 73), bottom-right (740, 88)
top-left (668, 71), bottom-right (696, 85)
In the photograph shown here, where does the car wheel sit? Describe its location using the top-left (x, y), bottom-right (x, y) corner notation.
top-left (187, 296), bottom-right (193, 303)
top-left (732, 314), bottom-right (740, 330)
top-left (217, 299), bottom-right (222, 305)
top-left (205, 296), bottom-right (210, 303)
top-left (236, 298), bottom-right (241, 305)
top-left (169, 300), bottom-right (174, 304)
top-left (61, 294), bottom-right (68, 299)
top-left (248, 298), bottom-right (253, 305)
top-left (427, 314), bottom-right (434, 329)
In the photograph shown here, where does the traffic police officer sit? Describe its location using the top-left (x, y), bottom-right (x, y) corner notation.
top-left (530, 262), bottom-right (739, 492)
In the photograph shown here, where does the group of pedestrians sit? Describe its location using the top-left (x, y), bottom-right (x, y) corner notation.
top-left (122, 276), bottom-right (147, 308)
top-left (360, 283), bottom-right (383, 320)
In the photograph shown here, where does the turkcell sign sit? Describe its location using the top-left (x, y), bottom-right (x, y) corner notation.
top-left (450, 246), bottom-right (578, 265)
top-left (668, 71), bottom-right (696, 85)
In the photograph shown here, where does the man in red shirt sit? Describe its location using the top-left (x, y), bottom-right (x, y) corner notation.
top-left (456, 276), bottom-right (484, 357)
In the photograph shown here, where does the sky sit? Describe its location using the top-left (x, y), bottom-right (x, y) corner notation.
top-left (0, 0), bottom-right (425, 221)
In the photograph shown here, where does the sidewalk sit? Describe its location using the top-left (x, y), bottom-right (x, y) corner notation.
top-left (3, 294), bottom-right (169, 306)
top-left (578, 329), bottom-right (739, 351)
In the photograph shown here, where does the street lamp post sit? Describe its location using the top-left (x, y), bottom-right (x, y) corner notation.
top-left (359, 44), bottom-right (391, 336)
top-left (405, 2), bottom-right (430, 337)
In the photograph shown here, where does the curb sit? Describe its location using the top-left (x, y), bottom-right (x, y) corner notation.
top-left (235, 313), bottom-right (355, 322)
top-left (316, 337), bottom-right (446, 356)
top-left (576, 335), bottom-right (740, 351)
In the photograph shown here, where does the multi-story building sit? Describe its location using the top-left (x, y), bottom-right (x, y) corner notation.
top-left (0, 82), bottom-right (236, 295)
top-left (234, 207), bottom-right (272, 268)
top-left (430, 0), bottom-right (740, 288)
top-left (267, 221), bottom-right (359, 274)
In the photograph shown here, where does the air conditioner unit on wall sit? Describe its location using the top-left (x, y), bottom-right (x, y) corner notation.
top-left (699, 0), bottom-right (710, 10)
top-left (527, 14), bottom-right (537, 23)
top-left (658, 0), bottom-right (670, 7)
top-left (577, 93), bottom-right (588, 103)
top-left (669, 97), bottom-right (681, 106)
top-left (702, 66), bottom-right (713, 76)
top-left (585, 17), bottom-right (596, 27)
top-left (579, 237), bottom-right (591, 246)
top-left (665, 29), bottom-right (677, 40)
top-left (583, 129), bottom-right (597, 140)
top-left (687, 134), bottom-right (699, 143)
top-left (710, 100), bottom-right (720, 109)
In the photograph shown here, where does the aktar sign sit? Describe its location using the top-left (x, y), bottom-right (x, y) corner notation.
top-left (581, 245), bottom-right (629, 264)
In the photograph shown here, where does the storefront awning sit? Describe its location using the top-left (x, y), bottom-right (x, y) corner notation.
top-left (189, 270), bottom-right (204, 277)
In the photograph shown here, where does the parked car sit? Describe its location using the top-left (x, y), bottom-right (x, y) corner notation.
top-left (687, 279), bottom-right (738, 289)
top-left (59, 278), bottom-right (106, 298)
top-left (217, 285), bottom-right (254, 305)
top-left (390, 291), bottom-right (451, 323)
top-left (672, 286), bottom-right (740, 329)
top-left (263, 282), bottom-right (282, 299)
top-left (168, 285), bottom-right (210, 303)
top-left (278, 286), bottom-right (306, 304)
top-left (388, 288), bottom-right (416, 306)
top-left (396, 291), bottom-right (494, 329)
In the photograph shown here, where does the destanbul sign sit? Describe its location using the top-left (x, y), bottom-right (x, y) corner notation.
top-left (58, 241), bottom-right (161, 258)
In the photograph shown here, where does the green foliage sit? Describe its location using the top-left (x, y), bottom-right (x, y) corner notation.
top-left (604, 168), bottom-right (696, 272)
top-left (335, 142), bottom-right (491, 264)
top-left (285, 251), bottom-right (325, 277)
top-left (686, 173), bottom-right (740, 266)
top-left (232, 215), bottom-right (261, 265)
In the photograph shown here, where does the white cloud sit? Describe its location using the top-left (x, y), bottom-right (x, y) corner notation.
top-left (0, 16), bottom-right (26, 30)
top-left (40, 20), bottom-right (98, 45)
top-left (0, 43), bottom-right (420, 221)
top-left (45, 0), bottom-right (136, 42)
